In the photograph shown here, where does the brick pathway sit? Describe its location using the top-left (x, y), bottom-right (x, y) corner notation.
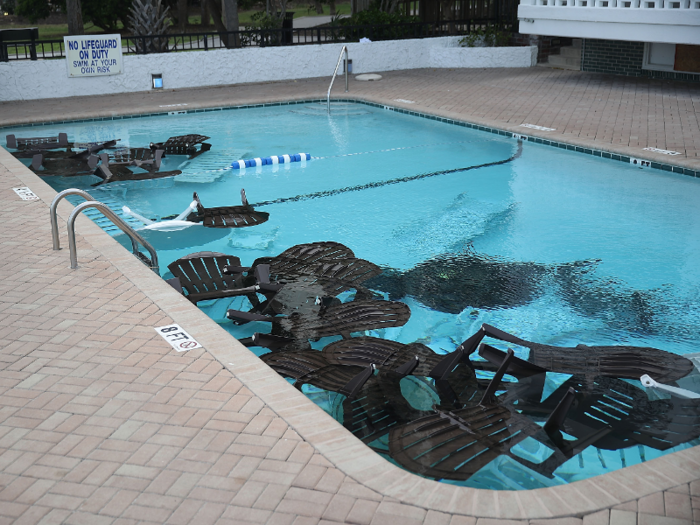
top-left (1, 68), bottom-right (699, 525)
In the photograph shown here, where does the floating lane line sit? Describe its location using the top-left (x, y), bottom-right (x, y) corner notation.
top-left (180, 140), bottom-right (481, 175)
top-left (251, 142), bottom-right (523, 208)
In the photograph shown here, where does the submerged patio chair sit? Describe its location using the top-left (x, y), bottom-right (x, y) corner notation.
top-left (388, 403), bottom-right (572, 481)
top-left (473, 324), bottom-right (694, 383)
top-left (108, 147), bottom-right (164, 170)
top-left (166, 251), bottom-right (250, 304)
top-left (259, 350), bottom-right (369, 394)
top-left (186, 191), bottom-right (269, 228)
top-left (322, 336), bottom-right (442, 377)
top-left (512, 372), bottom-right (700, 453)
top-left (7, 132), bottom-right (69, 151)
top-left (241, 241), bottom-right (356, 276)
top-left (426, 323), bottom-right (694, 384)
top-left (152, 134), bottom-right (212, 159)
top-left (228, 299), bottom-right (411, 345)
top-left (225, 242), bottom-right (381, 305)
top-left (92, 161), bottom-right (181, 186)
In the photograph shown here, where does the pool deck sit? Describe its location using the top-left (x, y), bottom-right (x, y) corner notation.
top-left (0, 67), bottom-right (699, 525)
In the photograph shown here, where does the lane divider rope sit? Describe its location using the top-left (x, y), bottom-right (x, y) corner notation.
top-left (250, 142), bottom-right (523, 208)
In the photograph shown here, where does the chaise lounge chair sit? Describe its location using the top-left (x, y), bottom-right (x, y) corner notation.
top-left (151, 134), bottom-right (212, 159)
top-left (185, 191), bottom-right (269, 228)
top-left (228, 299), bottom-right (411, 346)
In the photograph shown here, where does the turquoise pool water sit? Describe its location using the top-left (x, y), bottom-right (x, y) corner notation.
top-left (6, 101), bottom-right (700, 490)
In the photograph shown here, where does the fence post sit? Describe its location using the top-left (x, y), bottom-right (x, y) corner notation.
top-left (204, 34), bottom-right (209, 51)
top-left (29, 32), bottom-right (37, 60)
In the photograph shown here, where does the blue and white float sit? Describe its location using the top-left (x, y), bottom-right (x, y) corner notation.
top-left (231, 153), bottom-right (311, 170)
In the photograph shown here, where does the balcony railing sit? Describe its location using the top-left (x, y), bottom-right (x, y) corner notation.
top-left (520, 0), bottom-right (699, 8)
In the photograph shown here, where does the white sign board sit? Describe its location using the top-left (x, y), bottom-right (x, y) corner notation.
top-left (155, 324), bottom-right (202, 352)
top-left (64, 34), bottom-right (123, 77)
top-left (13, 187), bottom-right (39, 201)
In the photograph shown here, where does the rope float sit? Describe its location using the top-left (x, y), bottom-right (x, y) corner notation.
top-left (232, 153), bottom-right (311, 170)
top-left (251, 141), bottom-right (523, 207)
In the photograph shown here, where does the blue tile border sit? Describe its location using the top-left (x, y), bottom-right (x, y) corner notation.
top-left (1, 98), bottom-right (698, 179)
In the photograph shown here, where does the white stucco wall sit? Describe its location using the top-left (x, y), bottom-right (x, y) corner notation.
top-left (0, 37), bottom-right (536, 102)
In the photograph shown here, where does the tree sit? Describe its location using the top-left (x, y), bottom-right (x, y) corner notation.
top-left (176, 0), bottom-right (187, 31)
top-left (66, 0), bottom-right (84, 34)
top-left (15, 0), bottom-right (51, 22)
top-left (204, 0), bottom-right (240, 48)
top-left (128, 0), bottom-right (170, 51)
top-left (82, 0), bottom-right (132, 32)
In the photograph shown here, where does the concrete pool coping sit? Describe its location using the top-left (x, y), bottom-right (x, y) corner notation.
top-left (2, 76), bottom-right (699, 521)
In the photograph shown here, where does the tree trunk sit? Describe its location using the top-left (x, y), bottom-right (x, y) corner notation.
top-left (178, 0), bottom-right (188, 31)
top-left (205, 0), bottom-right (233, 48)
top-left (314, 0), bottom-right (323, 14)
top-left (222, 0), bottom-right (239, 48)
top-left (66, 0), bottom-right (84, 35)
top-left (329, 0), bottom-right (336, 15)
top-left (201, 0), bottom-right (210, 26)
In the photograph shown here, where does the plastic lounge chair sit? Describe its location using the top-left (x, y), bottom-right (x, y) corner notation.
top-left (322, 336), bottom-right (442, 377)
top-left (230, 258), bottom-right (382, 322)
top-left (386, 399), bottom-right (588, 482)
top-left (242, 241), bottom-right (356, 277)
top-left (92, 156), bottom-right (181, 186)
top-left (473, 324), bottom-right (694, 383)
top-left (259, 349), bottom-right (332, 379)
top-left (259, 350), bottom-right (384, 397)
top-left (227, 299), bottom-right (411, 343)
top-left (15, 138), bottom-right (120, 179)
top-left (108, 147), bottom-right (164, 171)
top-left (6, 132), bottom-right (69, 150)
top-left (224, 242), bottom-right (381, 308)
top-left (341, 364), bottom-right (433, 446)
top-left (152, 134), bottom-right (212, 159)
top-left (167, 251), bottom-right (250, 304)
top-left (187, 191), bottom-right (269, 228)
top-left (426, 323), bottom-right (694, 384)
top-left (511, 372), bottom-right (700, 452)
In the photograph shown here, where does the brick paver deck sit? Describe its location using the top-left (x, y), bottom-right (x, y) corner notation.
top-left (1, 67), bottom-right (699, 525)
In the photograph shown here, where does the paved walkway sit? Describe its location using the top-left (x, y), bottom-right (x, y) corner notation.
top-left (1, 68), bottom-right (699, 525)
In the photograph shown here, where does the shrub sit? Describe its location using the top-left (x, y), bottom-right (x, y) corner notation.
top-left (335, 6), bottom-right (421, 42)
top-left (460, 26), bottom-right (511, 48)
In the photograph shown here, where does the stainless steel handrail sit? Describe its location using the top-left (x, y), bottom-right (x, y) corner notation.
top-left (67, 201), bottom-right (159, 273)
top-left (50, 188), bottom-right (94, 250)
top-left (327, 45), bottom-right (349, 114)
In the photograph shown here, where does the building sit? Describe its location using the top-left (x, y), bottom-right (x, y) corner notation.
top-left (517, 0), bottom-right (700, 81)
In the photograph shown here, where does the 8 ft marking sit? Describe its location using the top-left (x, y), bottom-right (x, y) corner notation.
top-left (155, 324), bottom-right (202, 352)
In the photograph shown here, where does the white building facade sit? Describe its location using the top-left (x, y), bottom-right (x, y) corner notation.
top-left (517, 0), bottom-right (700, 80)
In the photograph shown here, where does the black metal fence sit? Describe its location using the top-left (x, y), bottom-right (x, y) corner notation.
top-left (1, 19), bottom-right (515, 61)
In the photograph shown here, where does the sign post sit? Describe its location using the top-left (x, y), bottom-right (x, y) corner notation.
top-left (63, 34), bottom-right (123, 77)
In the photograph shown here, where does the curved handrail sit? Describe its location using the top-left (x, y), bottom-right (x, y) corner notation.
top-left (67, 201), bottom-right (159, 273)
top-left (327, 45), bottom-right (349, 114)
top-left (50, 188), bottom-right (94, 250)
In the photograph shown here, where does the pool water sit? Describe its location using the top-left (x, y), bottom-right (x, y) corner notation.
top-left (6, 101), bottom-right (700, 490)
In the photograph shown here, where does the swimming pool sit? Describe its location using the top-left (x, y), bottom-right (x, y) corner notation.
top-left (5, 100), bottom-right (700, 490)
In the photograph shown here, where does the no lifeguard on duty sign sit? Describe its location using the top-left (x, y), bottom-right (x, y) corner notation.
top-left (64, 34), bottom-right (123, 77)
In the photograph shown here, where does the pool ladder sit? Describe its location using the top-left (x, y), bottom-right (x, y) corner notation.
top-left (50, 189), bottom-right (159, 273)
top-left (327, 45), bottom-right (349, 114)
